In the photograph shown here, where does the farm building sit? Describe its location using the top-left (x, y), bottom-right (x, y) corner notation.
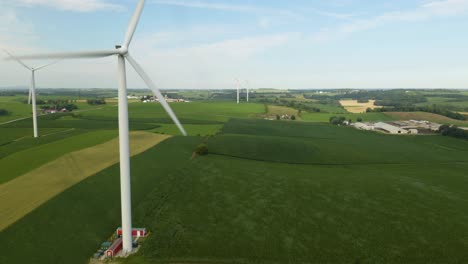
top-left (116, 227), bottom-right (147, 237)
top-left (374, 122), bottom-right (410, 134)
top-left (105, 238), bottom-right (122, 258)
top-left (352, 122), bottom-right (375, 131)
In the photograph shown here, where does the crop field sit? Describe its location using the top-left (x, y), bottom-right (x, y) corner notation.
top-left (2, 118), bottom-right (468, 263)
top-left (74, 102), bottom-right (264, 121)
top-left (0, 131), bottom-right (170, 231)
top-left (339, 99), bottom-right (381, 113)
top-left (0, 130), bottom-right (118, 184)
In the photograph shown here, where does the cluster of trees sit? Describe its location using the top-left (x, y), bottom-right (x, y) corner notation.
top-left (87, 99), bottom-right (106, 105)
top-left (438, 125), bottom-right (468, 140)
top-left (257, 97), bottom-right (322, 113)
top-left (0, 109), bottom-right (10, 116)
top-left (39, 99), bottom-right (78, 111)
top-left (329, 116), bottom-right (349, 125)
top-left (367, 104), bottom-right (466, 121)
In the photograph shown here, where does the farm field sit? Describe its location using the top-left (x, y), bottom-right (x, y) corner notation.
top-left (0, 131), bottom-right (170, 231)
top-left (2, 118), bottom-right (468, 263)
top-left (266, 105), bottom-right (299, 119)
top-left (0, 130), bottom-right (118, 184)
top-left (384, 112), bottom-right (468, 127)
top-left (339, 99), bottom-right (381, 113)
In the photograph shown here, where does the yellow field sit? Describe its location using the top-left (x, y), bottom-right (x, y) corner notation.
top-left (339, 100), bottom-right (381, 113)
top-left (0, 132), bottom-right (171, 231)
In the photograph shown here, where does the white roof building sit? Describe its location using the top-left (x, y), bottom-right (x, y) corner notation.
top-left (374, 122), bottom-right (409, 134)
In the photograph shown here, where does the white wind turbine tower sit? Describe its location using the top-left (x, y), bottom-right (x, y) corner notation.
top-left (235, 78), bottom-right (240, 104)
top-left (244, 80), bottom-right (250, 102)
top-left (8, 0), bottom-right (187, 254)
top-left (3, 49), bottom-right (60, 138)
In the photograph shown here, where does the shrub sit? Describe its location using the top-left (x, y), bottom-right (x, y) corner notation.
top-left (357, 117), bottom-right (363, 122)
top-left (194, 144), bottom-right (209, 156)
top-left (291, 115), bottom-right (296, 120)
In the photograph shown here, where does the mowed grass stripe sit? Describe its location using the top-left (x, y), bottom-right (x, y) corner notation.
top-left (0, 131), bottom-right (171, 231)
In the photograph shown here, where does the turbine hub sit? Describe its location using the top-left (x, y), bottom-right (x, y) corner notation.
top-left (116, 45), bottom-right (129, 56)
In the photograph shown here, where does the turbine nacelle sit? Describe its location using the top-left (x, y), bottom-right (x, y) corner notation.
top-left (115, 45), bottom-right (129, 56)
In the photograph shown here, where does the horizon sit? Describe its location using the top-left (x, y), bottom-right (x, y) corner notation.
top-left (1, 0), bottom-right (468, 89)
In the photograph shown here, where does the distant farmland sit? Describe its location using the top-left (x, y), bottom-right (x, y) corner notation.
top-left (384, 111), bottom-right (468, 127)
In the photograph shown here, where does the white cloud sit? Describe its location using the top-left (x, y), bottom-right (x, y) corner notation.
top-left (14, 0), bottom-right (124, 12)
top-left (311, 0), bottom-right (468, 42)
top-left (152, 0), bottom-right (297, 17)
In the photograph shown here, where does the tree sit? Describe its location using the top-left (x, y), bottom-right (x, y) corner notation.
top-left (0, 109), bottom-right (10, 116)
top-left (291, 115), bottom-right (296, 120)
top-left (87, 98), bottom-right (106, 105)
top-left (329, 116), bottom-right (346, 125)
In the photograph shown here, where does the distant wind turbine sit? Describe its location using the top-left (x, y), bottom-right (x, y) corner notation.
top-left (6, 0), bottom-right (187, 254)
top-left (245, 80), bottom-right (250, 102)
top-left (235, 78), bottom-right (240, 104)
top-left (3, 49), bottom-right (60, 138)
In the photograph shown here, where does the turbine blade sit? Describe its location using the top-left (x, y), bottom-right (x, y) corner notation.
top-left (34, 59), bottom-right (62, 71)
top-left (9, 50), bottom-right (118, 60)
top-left (123, 0), bottom-right (145, 48)
top-left (3, 49), bottom-right (31, 70)
top-left (126, 54), bottom-right (187, 136)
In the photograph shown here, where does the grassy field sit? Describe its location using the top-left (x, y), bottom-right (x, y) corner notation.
top-left (0, 96), bottom-right (32, 123)
top-left (266, 105), bottom-right (299, 117)
top-left (0, 132), bottom-right (170, 231)
top-left (2, 119), bottom-right (468, 263)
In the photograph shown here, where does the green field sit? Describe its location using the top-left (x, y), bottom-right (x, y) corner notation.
top-left (2, 118), bottom-right (468, 263)
top-left (0, 130), bottom-right (118, 184)
top-left (301, 112), bottom-right (394, 122)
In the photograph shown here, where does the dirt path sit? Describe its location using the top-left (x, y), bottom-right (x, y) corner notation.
top-left (0, 131), bottom-right (171, 231)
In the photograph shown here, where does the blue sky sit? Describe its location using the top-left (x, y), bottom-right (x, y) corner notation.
top-left (1, 0), bottom-right (468, 89)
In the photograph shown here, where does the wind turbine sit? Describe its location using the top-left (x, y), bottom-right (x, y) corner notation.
top-left (3, 49), bottom-right (60, 138)
top-left (235, 78), bottom-right (240, 104)
top-left (8, 0), bottom-right (187, 254)
top-left (244, 80), bottom-right (250, 102)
